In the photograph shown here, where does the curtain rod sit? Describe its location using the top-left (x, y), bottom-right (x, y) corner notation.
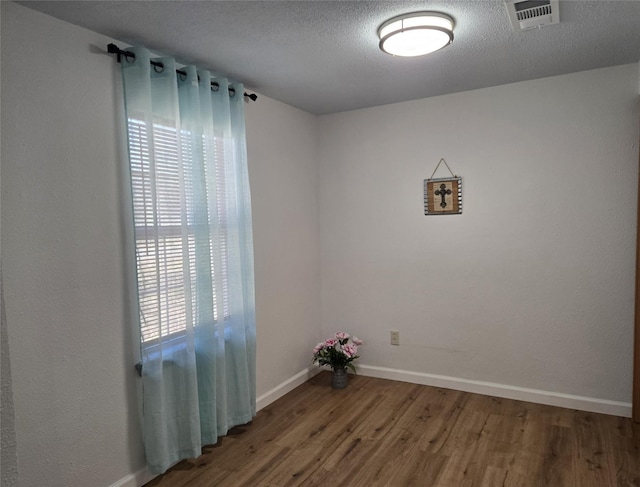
top-left (107, 43), bottom-right (258, 102)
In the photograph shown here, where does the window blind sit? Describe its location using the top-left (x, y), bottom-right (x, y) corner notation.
top-left (127, 117), bottom-right (228, 343)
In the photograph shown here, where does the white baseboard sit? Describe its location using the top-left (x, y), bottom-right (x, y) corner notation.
top-left (358, 364), bottom-right (632, 418)
top-left (109, 363), bottom-right (631, 486)
top-left (256, 365), bottom-right (321, 411)
top-left (108, 468), bottom-right (156, 487)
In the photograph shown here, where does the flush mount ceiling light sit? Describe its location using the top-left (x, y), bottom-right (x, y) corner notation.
top-left (378, 12), bottom-right (455, 57)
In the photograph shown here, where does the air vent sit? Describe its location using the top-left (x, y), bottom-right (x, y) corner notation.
top-left (506, 0), bottom-right (559, 31)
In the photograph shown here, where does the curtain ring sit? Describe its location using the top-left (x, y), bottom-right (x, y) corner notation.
top-left (178, 72), bottom-right (186, 81)
top-left (153, 62), bottom-right (165, 73)
top-left (229, 87), bottom-right (236, 98)
top-left (211, 81), bottom-right (220, 92)
top-left (124, 52), bottom-right (135, 63)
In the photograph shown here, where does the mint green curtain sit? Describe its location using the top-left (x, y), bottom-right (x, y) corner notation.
top-left (120, 47), bottom-right (256, 474)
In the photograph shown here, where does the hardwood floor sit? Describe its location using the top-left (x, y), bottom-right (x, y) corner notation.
top-left (145, 372), bottom-right (640, 486)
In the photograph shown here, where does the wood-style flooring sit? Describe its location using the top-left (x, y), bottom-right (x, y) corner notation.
top-left (145, 372), bottom-right (640, 486)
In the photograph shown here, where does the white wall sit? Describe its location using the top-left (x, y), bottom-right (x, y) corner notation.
top-left (1, 3), bottom-right (145, 486)
top-left (246, 97), bottom-right (322, 397)
top-left (1, 3), bottom-right (20, 485)
top-left (0, 3), bottom-right (320, 486)
top-left (318, 64), bottom-right (640, 409)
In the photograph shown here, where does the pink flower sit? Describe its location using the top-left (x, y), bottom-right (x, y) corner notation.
top-left (312, 332), bottom-right (363, 370)
top-left (342, 344), bottom-right (358, 358)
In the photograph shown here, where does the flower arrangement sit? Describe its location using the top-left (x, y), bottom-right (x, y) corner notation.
top-left (313, 332), bottom-right (363, 373)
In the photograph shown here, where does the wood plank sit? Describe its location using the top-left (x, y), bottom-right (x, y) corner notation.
top-left (145, 372), bottom-right (640, 486)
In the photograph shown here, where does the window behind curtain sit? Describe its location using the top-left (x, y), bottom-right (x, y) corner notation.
top-left (119, 49), bottom-right (256, 475)
top-left (127, 117), bottom-right (229, 343)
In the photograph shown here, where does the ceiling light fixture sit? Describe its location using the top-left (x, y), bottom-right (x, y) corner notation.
top-left (378, 12), bottom-right (455, 57)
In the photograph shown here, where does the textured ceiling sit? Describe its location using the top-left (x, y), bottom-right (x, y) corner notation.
top-left (17, 0), bottom-right (640, 115)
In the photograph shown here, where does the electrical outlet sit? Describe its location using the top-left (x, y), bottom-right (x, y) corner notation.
top-left (390, 330), bottom-right (400, 346)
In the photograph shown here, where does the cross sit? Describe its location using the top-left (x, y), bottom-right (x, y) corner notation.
top-left (434, 183), bottom-right (452, 208)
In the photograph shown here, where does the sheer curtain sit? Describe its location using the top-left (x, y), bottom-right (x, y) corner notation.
top-left (120, 47), bottom-right (256, 474)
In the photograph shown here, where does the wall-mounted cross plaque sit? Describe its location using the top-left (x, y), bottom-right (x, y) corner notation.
top-left (424, 176), bottom-right (462, 215)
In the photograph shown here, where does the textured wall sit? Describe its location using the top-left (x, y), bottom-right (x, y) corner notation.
top-left (1, 3), bottom-right (145, 486)
top-left (1, 274), bottom-right (19, 487)
top-left (318, 64), bottom-right (640, 404)
top-left (1, 3), bottom-right (322, 486)
top-left (245, 97), bottom-right (322, 395)
top-left (1, 3), bottom-right (19, 485)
